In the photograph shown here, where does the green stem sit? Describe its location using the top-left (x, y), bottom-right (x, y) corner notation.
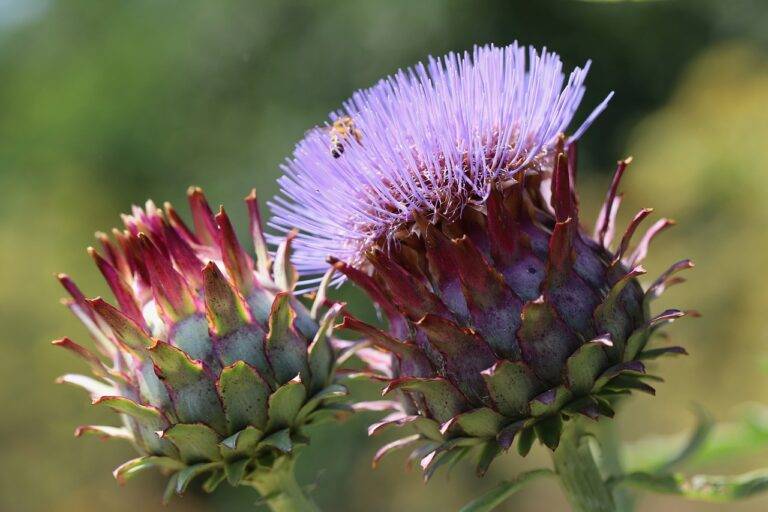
top-left (552, 422), bottom-right (617, 512)
top-left (246, 458), bottom-right (321, 512)
top-left (595, 420), bottom-right (636, 512)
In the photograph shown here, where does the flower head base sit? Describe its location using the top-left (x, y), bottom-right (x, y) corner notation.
top-left (55, 188), bottom-right (346, 501)
top-left (339, 147), bottom-right (694, 477)
top-left (271, 44), bottom-right (694, 478)
top-left (269, 43), bottom-right (613, 288)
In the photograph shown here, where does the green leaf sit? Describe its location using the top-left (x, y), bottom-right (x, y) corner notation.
top-left (136, 360), bottom-right (173, 411)
top-left (307, 304), bottom-right (342, 392)
top-left (604, 374), bottom-right (656, 395)
top-left (592, 361), bottom-right (645, 392)
top-left (310, 267), bottom-right (336, 320)
top-left (407, 442), bottom-right (441, 470)
top-left (481, 360), bottom-right (539, 417)
top-left (653, 405), bottom-right (714, 473)
top-left (266, 293), bottom-right (309, 384)
top-left (74, 425), bottom-right (133, 441)
top-left (565, 341), bottom-right (608, 395)
top-left (440, 437), bottom-right (485, 451)
top-left (459, 469), bottom-right (554, 512)
top-left (218, 361), bottom-right (270, 432)
top-left (424, 446), bottom-right (470, 482)
top-left (594, 396), bottom-right (616, 418)
top-left (296, 383), bottom-right (347, 424)
top-left (202, 262), bottom-right (250, 336)
top-left (162, 473), bottom-right (179, 505)
top-left (445, 407), bottom-right (505, 438)
top-left (273, 233), bottom-right (299, 292)
top-left (162, 423), bottom-right (222, 463)
top-left (412, 417), bottom-right (444, 442)
top-left (112, 456), bottom-right (185, 484)
top-left (220, 425), bottom-right (263, 455)
top-left (88, 298), bottom-right (153, 349)
top-left (93, 396), bottom-right (166, 429)
top-left (202, 469), bottom-right (226, 493)
top-left (623, 406), bottom-right (720, 473)
top-left (267, 380), bottom-right (307, 430)
top-left (170, 314), bottom-right (214, 367)
top-left (149, 341), bottom-right (205, 388)
top-left (533, 415), bottom-right (563, 450)
top-left (517, 427), bottom-right (536, 457)
top-left (529, 386), bottom-right (572, 417)
top-left (613, 469), bottom-right (768, 502)
top-left (561, 396), bottom-right (598, 418)
top-left (149, 341), bottom-right (227, 433)
top-left (373, 434), bottom-right (422, 468)
top-left (623, 326), bottom-right (650, 362)
top-left (476, 441), bottom-right (501, 477)
top-left (638, 346), bottom-right (688, 360)
top-left (214, 325), bottom-right (271, 382)
top-left (291, 296), bottom-right (319, 341)
top-left (246, 189), bottom-right (272, 282)
top-left (175, 462), bottom-right (221, 494)
top-left (225, 458), bottom-right (251, 485)
top-left (385, 377), bottom-right (468, 423)
top-left (594, 267), bottom-right (646, 360)
top-left (258, 428), bottom-right (293, 453)
top-left (497, 420), bottom-right (527, 450)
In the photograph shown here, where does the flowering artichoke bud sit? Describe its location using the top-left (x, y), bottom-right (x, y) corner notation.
top-left (55, 187), bottom-right (346, 502)
top-left (270, 44), bottom-right (693, 478)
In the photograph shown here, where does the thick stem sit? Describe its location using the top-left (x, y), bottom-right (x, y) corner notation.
top-left (246, 457), bottom-right (321, 512)
top-left (552, 421), bottom-right (617, 512)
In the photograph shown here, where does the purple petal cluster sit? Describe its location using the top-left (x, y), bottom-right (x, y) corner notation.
top-left (269, 43), bottom-right (612, 287)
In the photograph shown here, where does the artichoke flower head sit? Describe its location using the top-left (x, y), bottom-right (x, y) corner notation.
top-left (55, 187), bottom-right (347, 501)
top-left (270, 43), bottom-right (695, 478)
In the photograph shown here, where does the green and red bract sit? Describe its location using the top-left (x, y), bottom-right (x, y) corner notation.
top-left (54, 187), bottom-right (347, 501)
top-left (337, 144), bottom-right (694, 479)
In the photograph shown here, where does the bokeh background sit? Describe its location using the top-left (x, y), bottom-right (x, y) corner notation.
top-left (2, 0), bottom-right (768, 510)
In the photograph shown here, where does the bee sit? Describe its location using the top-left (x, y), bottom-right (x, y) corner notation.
top-left (327, 116), bottom-right (362, 158)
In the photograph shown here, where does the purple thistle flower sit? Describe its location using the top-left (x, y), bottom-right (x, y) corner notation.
top-left (269, 42), bottom-right (693, 479)
top-left (269, 43), bottom-right (612, 288)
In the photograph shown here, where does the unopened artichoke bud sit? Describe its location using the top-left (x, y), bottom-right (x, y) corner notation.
top-left (54, 187), bottom-right (346, 502)
top-left (269, 44), bottom-right (694, 479)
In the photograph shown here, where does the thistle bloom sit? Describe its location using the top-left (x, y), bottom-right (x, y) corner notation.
top-left (55, 188), bottom-right (345, 509)
top-left (270, 44), bottom-right (611, 287)
top-left (270, 43), bottom-right (693, 482)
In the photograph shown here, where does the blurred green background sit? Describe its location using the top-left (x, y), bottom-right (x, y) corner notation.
top-left (2, 0), bottom-right (768, 510)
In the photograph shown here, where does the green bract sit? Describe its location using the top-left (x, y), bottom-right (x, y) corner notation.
top-left (55, 188), bottom-right (346, 501)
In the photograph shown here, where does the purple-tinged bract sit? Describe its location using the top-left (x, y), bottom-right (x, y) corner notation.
top-left (54, 188), bottom-right (347, 501)
top-left (270, 44), bottom-right (694, 477)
